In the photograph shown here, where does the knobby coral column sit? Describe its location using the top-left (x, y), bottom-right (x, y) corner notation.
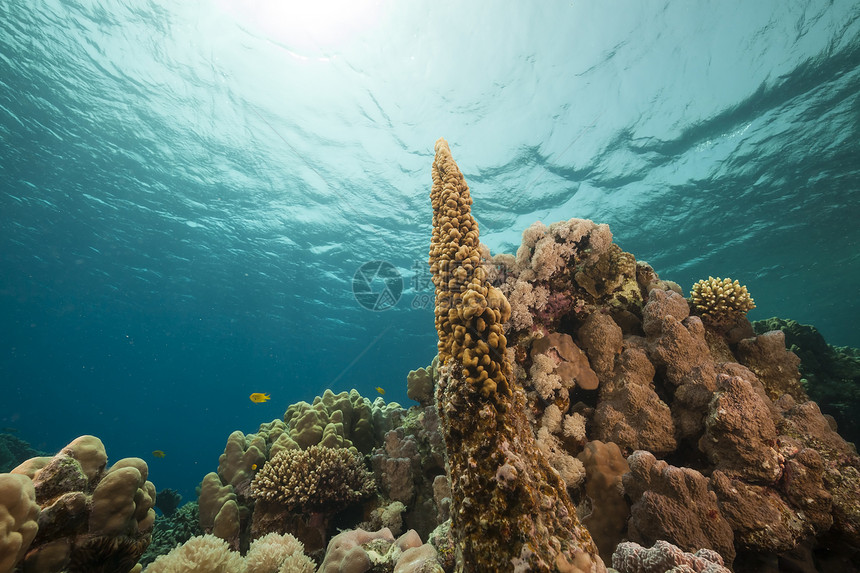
top-left (429, 138), bottom-right (604, 572)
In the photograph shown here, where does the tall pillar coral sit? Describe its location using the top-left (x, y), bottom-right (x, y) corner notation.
top-left (429, 138), bottom-right (604, 572)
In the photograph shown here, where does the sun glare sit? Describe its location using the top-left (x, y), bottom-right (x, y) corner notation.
top-left (219, 0), bottom-right (385, 58)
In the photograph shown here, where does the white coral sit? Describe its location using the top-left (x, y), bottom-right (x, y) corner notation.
top-left (562, 413), bottom-right (587, 442)
top-left (542, 404), bottom-right (563, 434)
top-left (536, 427), bottom-right (585, 489)
top-left (246, 533), bottom-right (314, 573)
top-left (530, 354), bottom-right (562, 400)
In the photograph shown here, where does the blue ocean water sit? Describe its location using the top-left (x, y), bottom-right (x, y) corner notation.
top-left (1, 0), bottom-right (858, 500)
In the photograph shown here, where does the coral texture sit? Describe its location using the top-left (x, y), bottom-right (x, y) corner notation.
top-left (250, 445), bottom-right (375, 512)
top-left (577, 441), bottom-right (629, 565)
top-left (753, 316), bottom-right (860, 446)
top-left (407, 358), bottom-right (438, 407)
top-left (689, 276), bottom-right (755, 327)
top-left (144, 534), bottom-right (245, 573)
top-left (611, 539), bottom-right (730, 573)
top-left (622, 451), bottom-right (736, 565)
top-left (283, 389), bottom-right (377, 454)
top-left (429, 139), bottom-right (603, 572)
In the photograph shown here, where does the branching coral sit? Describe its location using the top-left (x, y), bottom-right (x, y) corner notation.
top-left (250, 446), bottom-right (375, 512)
top-left (690, 276), bottom-right (755, 326)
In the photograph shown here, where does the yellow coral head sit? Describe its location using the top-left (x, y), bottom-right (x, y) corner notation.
top-left (690, 276), bottom-right (755, 326)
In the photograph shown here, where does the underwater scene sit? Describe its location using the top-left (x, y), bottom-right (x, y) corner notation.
top-left (1, 0), bottom-right (859, 572)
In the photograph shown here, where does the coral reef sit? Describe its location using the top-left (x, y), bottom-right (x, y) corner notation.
top-left (623, 451), bottom-right (735, 564)
top-left (487, 212), bottom-right (859, 570)
top-left (194, 390), bottom-right (404, 558)
top-left (2, 435), bottom-right (155, 573)
top-left (429, 138), bottom-right (603, 571)
top-left (132, 141), bottom-right (860, 572)
top-left (753, 317), bottom-right (860, 447)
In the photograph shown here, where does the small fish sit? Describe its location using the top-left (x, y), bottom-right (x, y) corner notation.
top-left (152, 450), bottom-right (166, 459)
top-left (251, 463), bottom-right (258, 470)
top-left (375, 386), bottom-right (385, 396)
top-left (249, 393), bottom-right (271, 403)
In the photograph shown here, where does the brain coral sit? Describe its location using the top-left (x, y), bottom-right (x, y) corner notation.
top-left (249, 445), bottom-right (375, 512)
top-left (690, 276), bottom-right (755, 326)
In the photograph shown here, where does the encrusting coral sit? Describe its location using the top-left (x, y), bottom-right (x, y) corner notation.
top-left (429, 138), bottom-right (603, 572)
top-left (753, 316), bottom-right (860, 446)
top-left (317, 527), bottom-right (443, 573)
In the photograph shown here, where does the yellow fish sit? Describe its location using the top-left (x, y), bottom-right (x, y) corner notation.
top-left (375, 386), bottom-right (385, 396)
top-left (152, 450), bottom-right (166, 459)
top-left (251, 463), bottom-right (258, 470)
top-left (249, 392), bottom-right (271, 403)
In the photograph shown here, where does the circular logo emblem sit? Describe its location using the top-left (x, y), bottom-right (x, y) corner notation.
top-left (352, 261), bottom-right (403, 311)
